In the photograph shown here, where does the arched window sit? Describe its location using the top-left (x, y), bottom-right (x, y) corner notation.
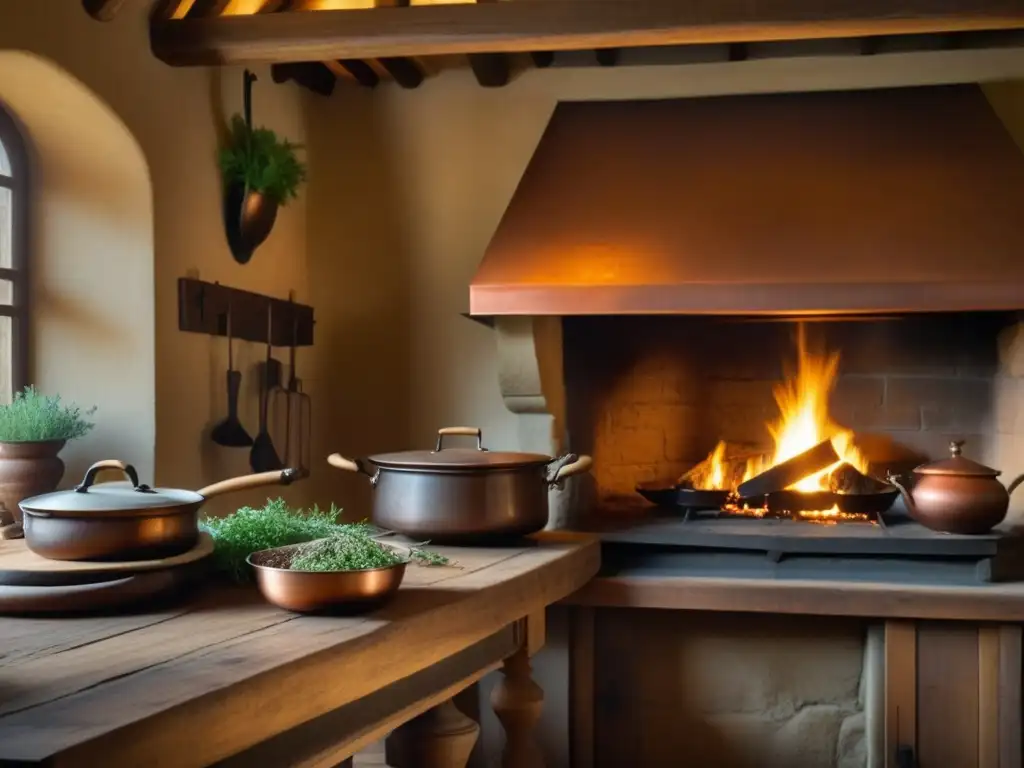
top-left (0, 105), bottom-right (27, 403)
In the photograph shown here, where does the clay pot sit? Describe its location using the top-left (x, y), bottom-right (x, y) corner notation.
top-left (0, 440), bottom-right (66, 525)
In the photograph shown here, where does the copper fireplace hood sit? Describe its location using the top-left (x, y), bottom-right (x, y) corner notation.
top-left (469, 85), bottom-right (1024, 317)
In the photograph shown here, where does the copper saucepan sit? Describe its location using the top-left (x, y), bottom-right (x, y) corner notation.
top-left (20, 460), bottom-right (299, 561)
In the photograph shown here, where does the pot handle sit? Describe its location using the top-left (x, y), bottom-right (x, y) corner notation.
top-left (197, 468), bottom-right (299, 500)
top-left (1008, 473), bottom-right (1024, 497)
top-left (435, 427), bottom-right (485, 452)
top-left (327, 454), bottom-right (381, 485)
top-left (885, 471), bottom-right (918, 518)
top-left (547, 454), bottom-right (593, 487)
top-left (75, 460), bottom-right (142, 493)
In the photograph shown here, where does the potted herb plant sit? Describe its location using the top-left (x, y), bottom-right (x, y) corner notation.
top-left (0, 386), bottom-right (95, 528)
top-left (218, 113), bottom-right (307, 264)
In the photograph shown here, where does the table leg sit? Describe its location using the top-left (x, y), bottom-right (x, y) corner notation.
top-left (385, 699), bottom-right (479, 768)
top-left (491, 646), bottom-right (545, 768)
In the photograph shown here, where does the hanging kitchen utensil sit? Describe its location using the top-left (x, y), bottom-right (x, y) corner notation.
top-left (223, 70), bottom-right (279, 265)
top-left (20, 460), bottom-right (298, 561)
top-left (250, 305), bottom-right (283, 473)
top-left (211, 305), bottom-right (254, 448)
top-left (272, 313), bottom-right (311, 476)
top-left (328, 426), bottom-right (592, 542)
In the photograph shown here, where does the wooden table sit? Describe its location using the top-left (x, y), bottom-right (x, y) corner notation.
top-left (0, 531), bottom-right (599, 768)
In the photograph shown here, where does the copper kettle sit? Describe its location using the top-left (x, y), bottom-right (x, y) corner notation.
top-left (886, 441), bottom-right (1024, 535)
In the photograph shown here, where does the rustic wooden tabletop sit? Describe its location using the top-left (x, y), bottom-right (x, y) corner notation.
top-left (0, 531), bottom-right (599, 768)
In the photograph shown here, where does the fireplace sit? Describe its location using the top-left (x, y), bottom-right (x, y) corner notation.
top-left (466, 84), bottom-right (1024, 768)
top-left (562, 311), bottom-right (1024, 584)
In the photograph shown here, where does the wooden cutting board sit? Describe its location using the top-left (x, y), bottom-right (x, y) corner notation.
top-left (0, 532), bottom-right (215, 586)
top-left (0, 569), bottom-right (192, 615)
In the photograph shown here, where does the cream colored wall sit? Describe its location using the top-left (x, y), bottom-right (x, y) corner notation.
top-left (376, 50), bottom-right (1024, 459)
top-left (0, 51), bottom-right (154, 486)
top-left (0, 3), bottom-right (403, 516)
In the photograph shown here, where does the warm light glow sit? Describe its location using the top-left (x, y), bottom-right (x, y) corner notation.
top-left (685, 325), bottom-right (870, 507)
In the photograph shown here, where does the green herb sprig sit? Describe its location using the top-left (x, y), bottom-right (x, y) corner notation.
top-left (218, 114), bottom-right (306, 205)
top-left (200, 499), bottom-right (370, 582)
top-left (0, 386), bottom-right (96, 442)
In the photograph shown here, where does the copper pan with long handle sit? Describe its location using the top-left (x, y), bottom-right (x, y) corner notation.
top-left (19, 460), bottom-right (299, 561)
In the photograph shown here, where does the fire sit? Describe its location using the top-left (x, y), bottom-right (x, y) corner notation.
top-left (684, 326), bottom-right (868, 500)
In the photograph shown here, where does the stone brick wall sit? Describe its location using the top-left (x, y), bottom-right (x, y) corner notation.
top-left (563, 312), bottom-right (1024, 514)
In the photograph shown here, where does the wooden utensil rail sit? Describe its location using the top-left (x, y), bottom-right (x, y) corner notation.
top-left (177, 278), bottom-right (315, 347)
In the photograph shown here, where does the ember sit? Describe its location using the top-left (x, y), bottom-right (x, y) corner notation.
top-left (680, 326), bottom-right (873, 519)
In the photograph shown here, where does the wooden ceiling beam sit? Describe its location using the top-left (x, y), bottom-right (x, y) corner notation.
top-left (82, 0), bottom-right (127, 21)
top-left (377, 57), bottom-right (424, 88)
top-left (468, 53), bottom-right (510, 87)
top-left (150, 0), bottom-right (1024, 66)
top-left (271, 62), bottom-right (337, 94)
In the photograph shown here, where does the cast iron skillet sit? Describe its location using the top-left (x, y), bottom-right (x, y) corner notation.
top-left (736, 488), bottom-right (899, 515)
top-left (635, 482), bottom-right (730, 511)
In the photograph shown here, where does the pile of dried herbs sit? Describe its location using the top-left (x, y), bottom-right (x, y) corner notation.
top-left (289, 533), bottom-right (407, 572)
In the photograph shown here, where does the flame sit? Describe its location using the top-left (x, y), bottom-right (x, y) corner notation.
top-left (684, 326), bottom-right (869, 502)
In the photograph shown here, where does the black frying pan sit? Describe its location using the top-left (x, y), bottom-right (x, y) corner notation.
top-left (635, 482), bottom-right (730, 511)
top-left (737, 488), bottom-right (899, 516)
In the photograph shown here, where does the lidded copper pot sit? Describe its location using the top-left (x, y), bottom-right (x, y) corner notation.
top-left (887, 440), bottom-right (1024, 535)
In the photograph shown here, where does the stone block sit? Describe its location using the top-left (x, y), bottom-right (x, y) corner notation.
top-left (998, 322), bottom-right (1024, 377)
top-left (886, 376), bottom-right (992, 411)
top-left (837, 712), bottom-right (867, 768)
top-left (844, 405), bottom-right (922, 432)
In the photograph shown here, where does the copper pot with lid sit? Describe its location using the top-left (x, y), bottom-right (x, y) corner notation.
top-left (328, 426), bottom-right (592, 542)
top-left (886, 441), bottom-right (1024, 534)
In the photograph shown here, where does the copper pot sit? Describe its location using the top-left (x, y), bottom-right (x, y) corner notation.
top-left (20, 460), bottom-right (299, 561)
top-left (328, 427), bottom-right (592, 542)
top-left (886, 441), bottom-right (1024, 534)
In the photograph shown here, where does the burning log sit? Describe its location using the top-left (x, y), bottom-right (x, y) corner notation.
top-left (736, 438), bottom-right (840, 499)
top-left (677, 441), bottom-right (762, 490)
top-left (828, 462), bottom-right (891, 495)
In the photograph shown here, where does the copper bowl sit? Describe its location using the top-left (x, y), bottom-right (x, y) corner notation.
top-left (247, 544), bottom-right (407, 614)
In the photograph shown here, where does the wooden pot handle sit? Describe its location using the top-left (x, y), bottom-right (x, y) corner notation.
top-left (551, 455), bottom-right (593, 485)
top-left (75, 460), bottom-right (140, 493)
top-left (435, 427), bottom-right (484, 452)
top-left (197, 468), bottom-right (298, 499)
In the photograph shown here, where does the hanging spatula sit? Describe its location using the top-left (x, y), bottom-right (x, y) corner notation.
top-left (211, 305), bottom-right (254, 448)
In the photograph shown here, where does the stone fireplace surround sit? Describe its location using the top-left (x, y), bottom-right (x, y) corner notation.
top-left (491, 311), bottom-right (1024, 768)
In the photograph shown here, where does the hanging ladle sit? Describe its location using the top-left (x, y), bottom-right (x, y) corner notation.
top-left (210, 305), bottom-right (254, 448)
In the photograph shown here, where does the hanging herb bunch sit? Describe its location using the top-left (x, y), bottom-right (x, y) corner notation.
top-left (218, 114), bottom-right (307, 207)
top-left (218, 70), bottom-right (308, 264)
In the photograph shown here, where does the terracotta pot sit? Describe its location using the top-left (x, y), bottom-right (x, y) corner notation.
top-left (0, 440), bottom-right (66, 525)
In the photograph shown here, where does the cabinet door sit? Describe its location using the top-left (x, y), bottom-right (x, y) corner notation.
top-left (885, 622), bottom-right (1022, 768)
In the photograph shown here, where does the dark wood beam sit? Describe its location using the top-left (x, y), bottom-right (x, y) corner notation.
top-left (338, 59), bottom-right (380, 88)
top-left (150, 0), bottom-right (1024, 66)
top-left (595, 48), bottom-right (619, 66)
top-left (378, 57), bottom-right (424, 89)
top-left (468, 53), bottom-right (510, 87)
top-left (185, 0), bottom-right (232, 17)
top-left (728, 42), bottom-right (749, 61)
top-left (530, 51), bottom-right (555, 68)
top-left (270, 62), bottom-right (336, 96)
top-left (82, 0), bottom-right (127, 21)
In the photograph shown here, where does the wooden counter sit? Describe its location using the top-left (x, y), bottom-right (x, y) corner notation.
top-left (0, 531), bottom-right (599, 768)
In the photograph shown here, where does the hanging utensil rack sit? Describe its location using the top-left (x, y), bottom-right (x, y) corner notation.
top-left (177, 278), bottom-right (314, 347)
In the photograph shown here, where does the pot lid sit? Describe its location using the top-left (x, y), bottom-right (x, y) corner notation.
top-left (19, 462), bottom-right (201, 517)
top-left (915, 440), bottom-right (1000, 478)
top-left (367, 428), bottom-right (553, 470)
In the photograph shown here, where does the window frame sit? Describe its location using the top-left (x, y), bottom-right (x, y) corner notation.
top-left (0, 103), bottom-right (29, 396)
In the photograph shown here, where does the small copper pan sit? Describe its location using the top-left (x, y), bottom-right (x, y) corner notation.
top-left (248, 543), bottom-right (407, 614)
